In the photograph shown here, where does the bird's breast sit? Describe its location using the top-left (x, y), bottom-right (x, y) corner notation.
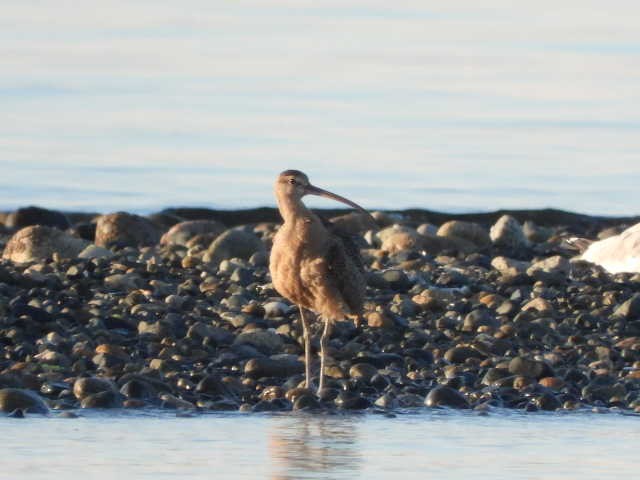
top-left (269, 221), bottom-right (334, 310)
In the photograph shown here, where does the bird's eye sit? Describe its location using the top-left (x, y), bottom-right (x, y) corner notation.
top-left (288, 178), bottom-right (296, 185)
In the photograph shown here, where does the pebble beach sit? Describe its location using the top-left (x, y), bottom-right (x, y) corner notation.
top-left (1, 205), bottom-right (640, 417)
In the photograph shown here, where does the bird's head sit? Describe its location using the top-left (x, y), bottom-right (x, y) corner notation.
top-left (276, 169), bottom-right (311, 200)
top-left (275, 169), bottom-right (377, 226)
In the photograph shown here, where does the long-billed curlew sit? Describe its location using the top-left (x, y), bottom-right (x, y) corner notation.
top-left (269, 170), bottom-right (375, 394)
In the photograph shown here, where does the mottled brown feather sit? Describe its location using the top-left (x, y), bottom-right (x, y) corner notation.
top-left (324, 229), bottom-right (366, 316)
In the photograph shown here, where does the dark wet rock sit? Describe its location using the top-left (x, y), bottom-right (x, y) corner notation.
top-left (374, 393), bottom-right (398, 409)
top-left (244, 356), bottom-right (304, 378)
top-left (81, 389), bottom-right (122, 408)
top-left (508, 357), bottom-right (553, 380)
top-left (73, 377), bottom-right (116, 400)
top-left (159, 393), bottom-right (195, 410)
top-left (7, 408), bottom-right (25, 418)
top-left (120, 379), bottom-right (156, 400)
top-left (260, 386), bottom-right (285, 401)
top-left (482, 368), bottom-right (512, 386)
top-left (612, 294), bottom-right (640, 320)
top-left (195, 374), bottom-right (231, 397)
top-left (95, 212), bottom-right (161, 248)
top-left (317, 387), bottom-right (340, 402)
top-left (444, 346), bottom-right (485, 363)
top-left (349, 363), bottom-right (379, 382)
top-left (381, 269), bottom-right (412, 291)
top-left (3, 226), bottom-right (90, 263)
top-left (285, 387), bottom-right (314, 403)
top-left (355, 353), bottom-right (405, 368)
top-left (230, 267), bottom-right (254, 286)
top-left (123, 399), bottom-right (147, 408)
top-left (462, 309), bottom-right (497, 332)
top-left (335, 391), bottom-right (371, 410)
top-left (535, 392), bottom-right (561, 411)
top-left (490, 215), bottom-right (530, 250)
top-left (56, 411), bottom-right (80, 418)
top-left (160, 220), bottom-right (226, 246)
top-left (252, 399), bottom-right (290, 412)
top-left (203, 229), bottom-right (266, 265)
top-left (292, 394), bottom-right (321, 410)
top-left (5, 206), bottom-right (70, 230)
top-left (425, 385), bottom-right (469, 409)
top-left (0, 388), bottom-right (49, 414)
top-left (0, 373), bottom-right (25, 390)
top-left (582, 379), bottom-right (627, 403)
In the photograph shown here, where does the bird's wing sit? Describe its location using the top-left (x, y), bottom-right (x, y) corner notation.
top-left (324, 230), bottom-right (366, 316)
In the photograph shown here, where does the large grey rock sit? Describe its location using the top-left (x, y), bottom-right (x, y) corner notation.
top-left (2, 225), bottom-right (90, 263)
top-left (186, 322), bottom-right (234, 345)
top-left (508, 356), bottom-right (553, 380)
top-left (160, 220), bottom-right (226, 246)
top-left (233, 329), bottom-right (284, 355)
top-left (0, 388), bottom-right (49, 414)
top-left (491, 256), bottom-right (530, 277)
top-left (424, 385), bottom-right (469, 409)
top-left (490, 215), bottom-right (530, 250)
top-left (444, 345), bottom-right (485, 363)
top-left (527, 255), bottom-right (570, 283)
top-left (95, 212), bottom-right (160, 248)
top-left (203, 229), bottom-right (266, 265)
top-left (437, 221), bottom-right (491, 249)
top-left (378, 225), bottom-right (422, 253)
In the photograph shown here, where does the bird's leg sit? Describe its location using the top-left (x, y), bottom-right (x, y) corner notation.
top-left (318, 318), bottom-right (332, 394)
top-left (299, 306), bottom-right (312, 390)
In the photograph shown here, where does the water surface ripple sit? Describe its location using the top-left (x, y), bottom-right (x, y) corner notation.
top-left (3, 410), bottom-right (638, 479)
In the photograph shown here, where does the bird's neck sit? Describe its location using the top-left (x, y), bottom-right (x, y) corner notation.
top-left (276, 195), bottom-right (312, 224)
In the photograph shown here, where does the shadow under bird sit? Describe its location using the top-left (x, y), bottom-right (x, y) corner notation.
top-left (269, 170), bottom-right (376, 394)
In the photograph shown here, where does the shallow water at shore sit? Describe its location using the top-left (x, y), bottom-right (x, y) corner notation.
top-left (4, 409), bottom-right (638, 479)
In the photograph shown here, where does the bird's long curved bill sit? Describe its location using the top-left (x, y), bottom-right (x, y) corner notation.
top-left (306, 184), bottom-right (377, 226)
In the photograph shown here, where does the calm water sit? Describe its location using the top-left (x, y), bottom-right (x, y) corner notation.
top-left (3, 409), bottom-right (638, 479)
top-left (1, 1), bottom-right (639, 215)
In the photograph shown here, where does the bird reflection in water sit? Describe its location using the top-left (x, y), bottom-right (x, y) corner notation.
top-left (268, 415), bottom-right (362, 480)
